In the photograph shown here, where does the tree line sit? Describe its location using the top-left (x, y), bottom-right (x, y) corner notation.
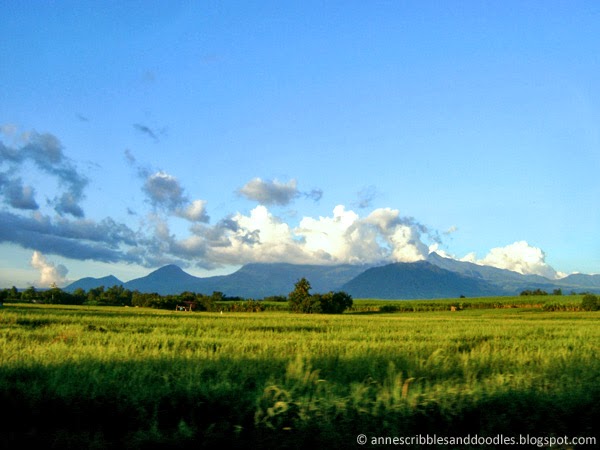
top-left (0, 285), bottom-right (240, 311)
top-left (0, 278), bottom-right (354, 314)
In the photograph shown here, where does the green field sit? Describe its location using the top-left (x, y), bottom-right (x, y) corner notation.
top-left (1, 298), bottom-right (598, 449)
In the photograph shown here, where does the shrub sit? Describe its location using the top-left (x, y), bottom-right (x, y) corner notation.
top-left (379, 304), bottom-right (399, 313)
top-left (581, 294), bottom-right (599, 311)
top-left (520, 289), bottom-right (548, 296)
top-left (319, 291), bottom-right (353, 314)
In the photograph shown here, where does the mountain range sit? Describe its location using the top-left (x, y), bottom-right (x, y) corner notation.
top-left (64, 253), bottom-right (600, 299)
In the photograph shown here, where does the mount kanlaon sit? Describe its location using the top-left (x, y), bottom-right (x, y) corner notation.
top-left (65, 253), bottom-right (600, 299)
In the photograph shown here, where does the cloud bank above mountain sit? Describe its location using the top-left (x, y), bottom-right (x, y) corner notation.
top-left (461, 241), bottom-right (558, 279)
top-left (0, 128), bottom-right (565, 282)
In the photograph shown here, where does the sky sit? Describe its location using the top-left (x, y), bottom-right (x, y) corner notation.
top-left (1, 1), bottom-right (599, 288)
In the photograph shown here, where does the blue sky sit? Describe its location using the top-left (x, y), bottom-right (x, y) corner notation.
top-left (1, 1), bottom-right (599, 288)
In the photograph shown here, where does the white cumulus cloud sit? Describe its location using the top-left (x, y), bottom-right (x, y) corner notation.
top-left (176, 199), bottom-right (209, 223)
top-left (30, 251), bottom-right (69, 287)
top-left (184, 204), bottom-right (431, 267)
top-left (461, 241), bottom-right (558, 278)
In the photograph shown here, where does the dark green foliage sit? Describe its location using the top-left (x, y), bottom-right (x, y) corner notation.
top-left (288, 278), bottom-right (352, 314)
top-left (20, 286), bottom-right (37, 302)
top-left (288, 277), bottom-right (312, 313)
top-left (263, 295), bottom-right (287, 302)
top-left (581, 293), bottom-right (599, 311)
top-left (520, 288), bottom-right (548, 296)
top-left (318, 291), bottom-right (353, 314)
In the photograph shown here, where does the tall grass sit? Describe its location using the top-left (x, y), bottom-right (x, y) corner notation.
top-left (1, 302), bottom-right (598, 448)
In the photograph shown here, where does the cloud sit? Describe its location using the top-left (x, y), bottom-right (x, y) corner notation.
top-left (238, 178), bottom-right (323, 206)
top-left (133, 123), bottom-right (158, 141)
top-left (461, 241), bottom-right (558, 278)
top-left (354, 185), bottom-right (379, 209)
top-left (0, 124), bottom-right (18, 137)
top-left (196, 205), bottom-right (308, 266)
top-left (133, 123), bottom-right (164, 142)
top-left (177, 199), bottom-right (209, 223)
top-left (30, 251), bottom-right (68, 287)
top-left (304, 188), bottom-right (323, 202)
top-left (444, 225), bottom-right (458, 235)
top-left (238, 178), bottom-right (300, 206)
top-left (0, 175), bottom-right (38, 210)
top-left (2, 129), bottom-right (562, 277)
top-left (0, 129), bottom-right (88, 217)
top-left (55, 192), bottom-right (84, 218)
top-left (0, 128), bottom-right (443, 274)
top-left (295, 205), bottom-right (430, 265)
top-left (124, 149), bottom-right (137, 165)
top-left (143, 171), bottom-right (186, 210)
top-left (141, 171), bottom-right (210, 223)
top-left (176, 205), bottom-right (432, 268)
top-left (0, 210), bottom-right (142, 264)
top-left (124, 151), bottom-right (209, 223)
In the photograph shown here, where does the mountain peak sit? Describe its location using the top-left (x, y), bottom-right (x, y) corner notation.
top-left (143, 264), bottom-right (198, 281)
top-left (64, 274), bottom-right (123, 292)
top-left (153, 264), bottom-right (186, 275)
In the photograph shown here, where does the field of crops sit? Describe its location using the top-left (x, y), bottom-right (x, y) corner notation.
top-left (1, 298), bottom-right (598, 449)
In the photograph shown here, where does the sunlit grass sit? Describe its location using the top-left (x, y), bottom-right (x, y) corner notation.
top-left (0, 301), bottom-right (598, 449)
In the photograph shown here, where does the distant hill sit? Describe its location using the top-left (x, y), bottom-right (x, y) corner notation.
top-left (425, 252), bottom-right (600, 295)
top-left (123, 264), bottom-right (205, 295)
top-left (212, 263), bottom-right (370, 298)
top-left (64, 275), bottom-right (123, 292)
top-left (341, 260), bottom-right (499, 299)
top-left (556, 273), bottom-right (600, 291)
top-left (65, 262), bottom-right (369, 298)
top-left (425, 253), bottom-right (565, 295)
top-left (63, 254), bottom-right (600, 299)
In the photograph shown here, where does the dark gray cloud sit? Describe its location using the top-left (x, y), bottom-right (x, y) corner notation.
top-left (55, 192), bottom-right (84, 218)
top-left (5, 177), bottom-right (38, 210)
top-left (141, 172), bottom-right (210, 222)
top-left (0, 174), bottom-right (38, 210)
top-left (143, 171), bottom-right (186, 210)
top-left (133, 123), bottom-right (160, 142)
top-left (1, 130), bottom-right (446, 272)
top-left (238, 178), bottom-right (299, 205)
top-left (125, 149), bottom-right (209, 223)
top-left (124, 148), bottom-right (136, 165)
top-left (304, 188), bottom-right (323, 202)
top-left (238, 178), bottom-right (323, 206)
top-left (0, 211), bottom-right (140, 264)
top-left (0, 131), bottom-right (88, 217)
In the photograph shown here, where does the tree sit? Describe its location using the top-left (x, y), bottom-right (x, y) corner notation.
top-left (210, 291), bottom-right (225, 302)
top-left (0, 286), bottom-right (20, 302)
top-left (288, 278), bottom-right (353, 314)
top-left (320, 291), bottom-right (353, 314)
top-left (72, 288), bottom-right (87, 305)
top-left (288, 278), bottom-right (312, 313)
top-left (86, 286), bottom-right (105, 304)
top-left (101, 285), bottom-right (132, 306)
top-left (9, 286), bottom-right (19, 300)
top-left (21, 286), bottom-right (37, 302)
top-left (41, 286), bottom-right (72, 304)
